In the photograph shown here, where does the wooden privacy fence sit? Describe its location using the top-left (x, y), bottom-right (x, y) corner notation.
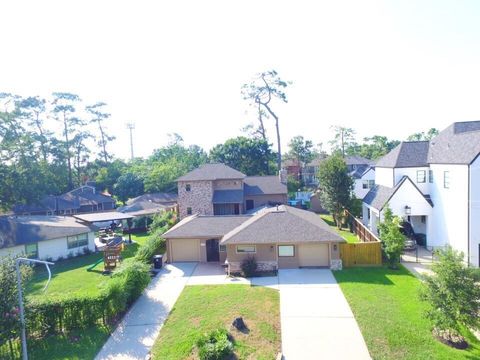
top-left (346, 210), bottom-right (380, 243)
top-left (340, 241), bottom-right (382, 267)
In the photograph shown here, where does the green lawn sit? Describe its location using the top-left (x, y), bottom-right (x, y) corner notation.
top-left (26, 232), bottom-right (149, 300)
top-left (320, 214), bottom-right (358, 243)
top-left (334, 266), bottom-right (480, 359)
top-left (151, 285), bottom-right (281, 360)
top-left (28, 326), bottom-right (112, 360)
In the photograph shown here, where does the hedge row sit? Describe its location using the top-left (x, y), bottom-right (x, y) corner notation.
top-left (25, 260), bottom-right (151, 336)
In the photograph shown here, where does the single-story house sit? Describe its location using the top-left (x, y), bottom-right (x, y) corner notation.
top-left (163, 205), bottom-right (345, 271)
top-left (0, 215), bottom-right (96, 260)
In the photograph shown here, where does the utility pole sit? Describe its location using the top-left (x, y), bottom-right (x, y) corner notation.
top-left (126, 122), bottom-right (135, 160)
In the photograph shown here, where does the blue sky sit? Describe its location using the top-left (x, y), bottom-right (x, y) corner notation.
top-left (1, 0), bottom-right (480, 159)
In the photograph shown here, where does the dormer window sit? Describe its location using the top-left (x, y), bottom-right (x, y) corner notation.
top-left (185, 184), bottom-right (191, 192)
top-left (416, 170), bottom-right (426, 183)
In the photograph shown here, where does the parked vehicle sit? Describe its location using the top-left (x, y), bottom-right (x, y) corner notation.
top-left (399, 221), bottom-right (417, 251)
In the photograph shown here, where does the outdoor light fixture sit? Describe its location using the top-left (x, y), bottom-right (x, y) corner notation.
top-left (404, 205), bottom-right (411, 215)
top-left (333, 244), bottom-right (338, 251)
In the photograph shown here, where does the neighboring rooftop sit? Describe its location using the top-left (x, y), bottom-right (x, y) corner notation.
top-left (363, 176), bottom-right (433, 210)
top-left (117, 201), bottom-right (173, 217)
top-left (177, 163), bottom-right (246, 181)
top-left (376, 141), bottom-right (430, 168)
top-left (0, 215), bottom-right (95, 249)
top-left (428, 121), bottom-right (480, 164)
top-left (126, 192), bottom-right (177, 205)
top-left (244, 176), bottom-right (287, 196)
top-left (221, 205), bottom-right (345, 245)
top-left (345, 155), bottom-right (374, 166)
top-left (72, 212), bottom-right (134, 223)
top-left (163, 215), bottom-right (251, 238)
top-left (349, 165), bottom-right (373, 179)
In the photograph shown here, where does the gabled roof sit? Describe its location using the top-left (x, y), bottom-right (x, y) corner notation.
top-left (0, 215), bottom-right (95, 249)
top-left (376, 141), bottom-right (430, 168)
top-left (177, 163), bottom-right (246, 181)
top-left (163, 215), bottom-right (251, 238)
top-left (345, 155), bottom-right (374, 166)
top-left (126, 192), bottom-right (177, 205)
top-left (428, 121), bottom-right (480, 164)
top-left (212, 190), bottom-right (244, 204)
top-left (363, 176), bottom-right (433, 211)
top-left (349, 165), bottom-right (371, 179)
top-left (14, 195), bottom-right (80, 214)
top-left (221, 205), bottom-right (345, 244)
top-left (244, 176), bottom-right (287, 196)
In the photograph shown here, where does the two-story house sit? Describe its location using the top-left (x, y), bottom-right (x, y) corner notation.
top-left (362, 121), bottom-right (480, 266)
top-left (177, 163), bottom-right (288, 218)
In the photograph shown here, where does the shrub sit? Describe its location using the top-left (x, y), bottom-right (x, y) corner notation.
top-left (377, 206), bottom-right (405, 269)
top-left (83, 246), bottom-right (92, 255)
top-left (134, 235), bottom-right (165, 263)
top-left (112, 260), bottom-right (151, 305)
top-left (241, 256), bottom-right (257, 277)
top-left (419, 246), bottom-right (480, 343)
top-left (196, 328), bottom-right (233, 360)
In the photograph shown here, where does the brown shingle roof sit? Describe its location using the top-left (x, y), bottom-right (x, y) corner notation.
top-left (244, 176), bottom-right (287, 196)
top-left (221, 205), bottom-right (345, 244)
top-left (163, 215), bottom-right (251, 238)
top-left (177, 163), bottom-right (246, 181)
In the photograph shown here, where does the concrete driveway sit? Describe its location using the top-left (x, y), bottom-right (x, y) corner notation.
top-left (95, 263), bottom-right (196, 360)
top-left (279, 269), bottom-right (371, 360)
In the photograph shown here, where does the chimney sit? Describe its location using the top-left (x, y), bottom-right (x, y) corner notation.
top-left (279, 169), bottom-right (287, 184)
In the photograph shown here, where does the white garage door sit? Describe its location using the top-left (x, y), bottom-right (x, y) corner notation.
top-left (298, 243), bottom-right (329, 267)
top-left (171, 239), bottom-right (199, 262)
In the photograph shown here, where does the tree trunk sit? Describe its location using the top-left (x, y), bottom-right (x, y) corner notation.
top-left (63, 112), bottom-right (73, 190)
top-left (257, 101), bottom-right (267, 141)
top-left (98, 121), bottom-right (108, 163)
top-left (263, 103), bottom-right (281, 171)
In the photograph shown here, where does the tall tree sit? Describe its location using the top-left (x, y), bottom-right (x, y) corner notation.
top-left (377, 206), bottom-right (405, 269)
top-left (114, 172), bottom-right (144, 204)
top-left (51, 92), bottom-right (82, 189)
top-left (209, 136), bottom-right (276, 175)
top-left (317, 154), bottom-right (353, 227)
top-left (407, 128), bottom-right (439, 141)
top-left (357, 135), bottom-right (400, 160)
top-left (329, 126), bottom-right (357, 157)
top-left (86, 102), bottom-right (114, 163)
top-left (242, 70), bottom-right (290, 171)
top-left (285, 135), bottom-right (317, 165)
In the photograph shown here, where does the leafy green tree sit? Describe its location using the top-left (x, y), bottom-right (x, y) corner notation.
top-left (329, 126), bottom-right (357, 157)
top-left (0, 256), bottom-right (32, 352)
top-left (377, 206), bottom-right (405, 269)
top-left (285, 135), bottom-right (317, 166)
top-left (287, 174), bottom-right (301, 195)
top-left (317, 154), bottom-right (353, 227)
top-left (407, 128), bottom-right (439, 141)
top-left (242, 70), bottom-right (290, 171)
top-left (357, 135), bottom-right (400, 160)
top-left (51, 92), bottom-right (83, 189)
top-left (86, 102), bottom-right (115, 163)
top-left (114, 172), bottom-right (144, 204)
top-left (209, 136), bottom-right (276, 175)
top-left (420, 246), bottom-right (480, 342)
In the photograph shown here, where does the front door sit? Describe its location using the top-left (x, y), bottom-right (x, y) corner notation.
top-left (206, 239), bottom-right (220, 262)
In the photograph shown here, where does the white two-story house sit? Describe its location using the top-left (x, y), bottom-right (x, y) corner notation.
top-left (362, 121), bottom-right (480, 267)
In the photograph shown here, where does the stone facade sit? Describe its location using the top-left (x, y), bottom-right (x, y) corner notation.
top-left (228, 260), bottom-right (277, 273)
top-left (330, 259), bottom-right (343, 271)
top-left (178, 180), bottom-right (214, 218)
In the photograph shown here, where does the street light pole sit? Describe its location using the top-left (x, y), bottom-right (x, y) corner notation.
top-left (15, 258), bottom-right (54, 360)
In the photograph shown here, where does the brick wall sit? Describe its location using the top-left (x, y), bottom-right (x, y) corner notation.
top-left (178, 180), bottom-right (214, 218)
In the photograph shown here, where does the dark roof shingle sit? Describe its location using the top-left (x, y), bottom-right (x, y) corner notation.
top-left (212, 190), bottom-right (244, 204)
top-left (244, 176), bottom-right (287, 196)
top-left (163, 215), bottom-right (251, 238)
top-left (221, 206), bottom-right (344, 244)
top-left (428, 121), bottom-right (480, 164)
top-left (0, 216), bottom-right (95, 249)
top-left (177, 163), bottom-right (246, 181)
top-left (376, 141), bottom-right (430, 168)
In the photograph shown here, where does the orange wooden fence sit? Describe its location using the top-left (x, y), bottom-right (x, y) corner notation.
top-left (340, 241), bottom-right (382, 267)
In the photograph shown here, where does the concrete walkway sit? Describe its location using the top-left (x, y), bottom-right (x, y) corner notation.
top-left (95, 263), bottom-right (197, 360)
top-left (279, 269), bottom-right (371, 360)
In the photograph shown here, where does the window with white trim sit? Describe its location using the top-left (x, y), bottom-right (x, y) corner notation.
top-left (444, 171), bottom-right (450, 189)
top-left (278, 245), bottom-right (295, 257)
top-left (236, 245), bottom-right (256, 253)
top-left (25, 243), bottom-right (38, 258)
top-left (416, 170), bottom-right (426, 183)
top-left (362, 180), bottom-right (375, 189)
top-left (67, 233), bottom-right (89, 249)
